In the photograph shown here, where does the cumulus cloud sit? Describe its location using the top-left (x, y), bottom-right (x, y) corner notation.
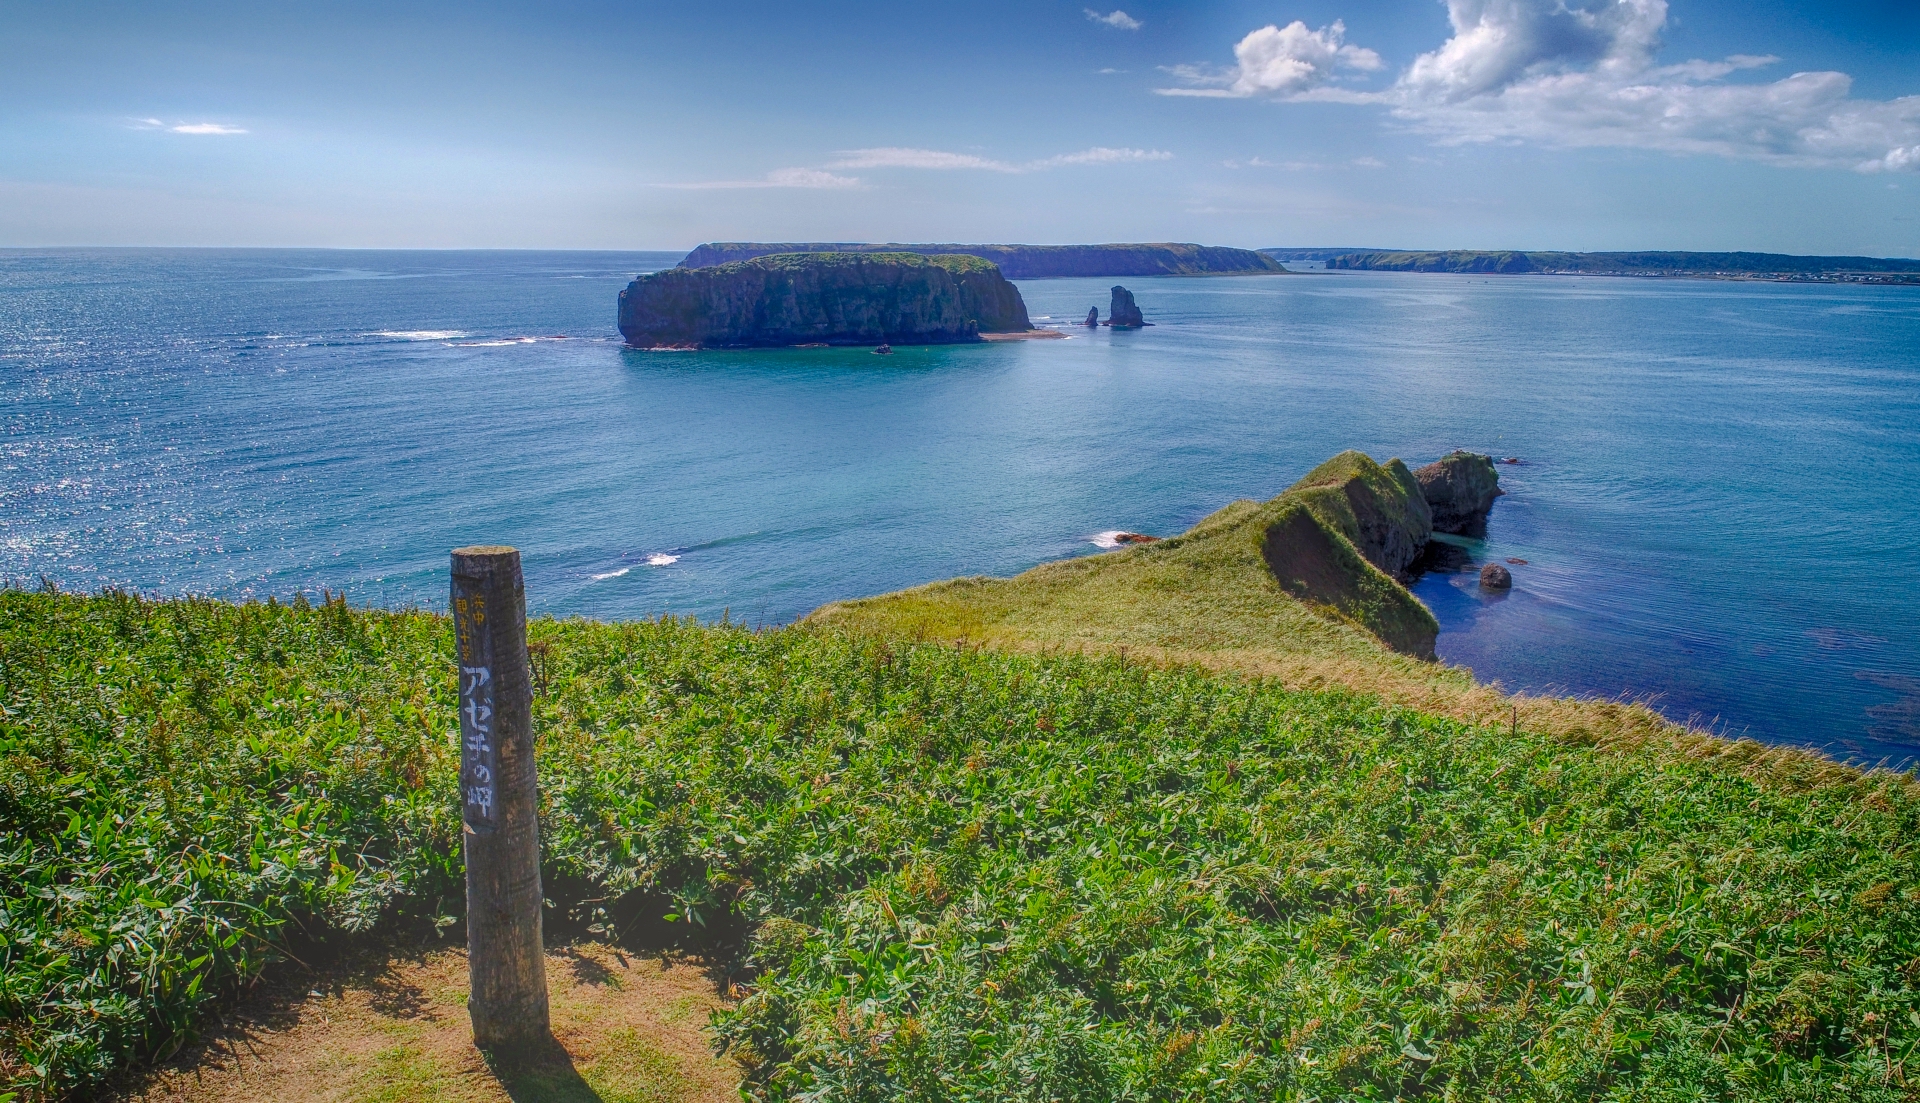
top-left (1085, 9), bottom-right (1142, 30)
top-left (1390, 0), bottom-right (1920, 171)
top-left (663, 167), bottom-right (864, 189)
top-left (831, 146), bottom-right (1172, 173)
top-left (1170, 0), bottom-right (1920, 172)
top-left (1157, 20), bottom-right (1382, 99)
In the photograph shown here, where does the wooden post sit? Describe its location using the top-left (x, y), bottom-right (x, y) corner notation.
top-left (451, 546), bottom-right (550, 1048)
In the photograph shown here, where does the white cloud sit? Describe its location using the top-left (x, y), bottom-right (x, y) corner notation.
top-left (1032, 146), bottom-right (1173, 167)
top-left (1085, 9), bottom-right (1142, 30)
top-left (662, 167), bottom-right (864, 190)
top-left (1157, 20), bottom-right (1382, 100)
top-left (829, 146), bottom-right (1172, 173)
top-left (828, 147), bottom-right (1021, 172)
top-left (130, 118), bottom-right (247, 134)
top-left (1172, 0), bottom-right (1920, 173)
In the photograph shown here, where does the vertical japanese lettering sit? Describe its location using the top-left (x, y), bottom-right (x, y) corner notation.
top-left (454, 591), bottom-right (497, 832)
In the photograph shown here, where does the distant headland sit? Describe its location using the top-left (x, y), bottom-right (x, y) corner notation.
top-left (618, 251), bottom-right (1037, 349)
top-left (1263, 247), bottom-right (1920, 284)
top-left (680, 241), bottom-right (1286, 279)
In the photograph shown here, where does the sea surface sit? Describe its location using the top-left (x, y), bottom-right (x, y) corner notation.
top-left (4, 249), bottom-right (1918, 766)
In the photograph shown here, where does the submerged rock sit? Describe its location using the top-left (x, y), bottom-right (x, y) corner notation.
top-left (1479, 563), bottom-right (1513, 589)
top-left (1107, 285), bottom-right (1146, 328)
top-left (617, 251), bottom-right (1031, 349)
top-left (1415, 451), bottom-right (1503, 535)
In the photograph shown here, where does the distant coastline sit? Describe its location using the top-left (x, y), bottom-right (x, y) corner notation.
top-left (680, 241), bottom-right (1285, 279)
top-left (1263, 247), bottom-right (1920, 284)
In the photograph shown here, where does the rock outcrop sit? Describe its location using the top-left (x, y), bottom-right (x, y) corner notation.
top-left (618, 252), bottom-right (1031, 349)
top-left (1415, 451), bottom-right (1503, 535)
top-left (1084, 307), bottom-right (1099, 327)
top-left (1260, 451), bottom-right (1440, 658)
top-left (1107, 286), bottom-right (1146, 328)
top-left (679, 242), bottom-right (1288, 278)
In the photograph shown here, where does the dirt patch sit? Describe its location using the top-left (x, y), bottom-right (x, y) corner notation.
top-left (116, 942), bottom-right (739, 1103)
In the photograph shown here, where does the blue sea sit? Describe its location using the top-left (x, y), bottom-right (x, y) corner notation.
top-left (4, 249), bottom-right (1917, 767)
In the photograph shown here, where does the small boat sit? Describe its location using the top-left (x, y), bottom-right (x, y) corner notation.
top-left (873, 343), bottom-right (892, 355)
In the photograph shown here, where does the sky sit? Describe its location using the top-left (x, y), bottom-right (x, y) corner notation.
top-left (2, 0), bottom-right (1917, 254)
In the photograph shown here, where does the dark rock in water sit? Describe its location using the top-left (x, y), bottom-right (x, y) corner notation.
top-left (1415, 451), bottom-right (1503, 535)
top-left (1113, 532), bottom-right (1158, 544)
top-left (1085, 307), bottom-right (1099, 327)
top-left (617, 251), bottom-right (1031, 349)
top-left (1107, 285), bottom-right (1146, 328)
top-left (1479, 563), bottom-right (1513, 589)
top-left (1411, 539), bottom-right (1472, 575)
top-left (1506, 557), bottom-right (1528, 565)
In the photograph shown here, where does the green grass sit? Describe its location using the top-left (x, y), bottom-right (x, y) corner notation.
top-left (3, 590), bottom-right (1920, 1100)
top-left (809, 449), bottom-right (1440, 662)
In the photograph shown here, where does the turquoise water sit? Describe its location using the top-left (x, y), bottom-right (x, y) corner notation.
top-left (4, 249), bottom-right (1917, 766)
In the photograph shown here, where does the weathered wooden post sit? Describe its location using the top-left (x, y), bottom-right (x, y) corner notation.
top-left (451, 546), bottom-right (550, 1048)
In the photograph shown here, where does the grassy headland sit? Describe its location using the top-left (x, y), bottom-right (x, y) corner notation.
top-left (5, 453), bottom-right (1920, 1100)
top-left (1317, 250), bottom-right (1920, 282)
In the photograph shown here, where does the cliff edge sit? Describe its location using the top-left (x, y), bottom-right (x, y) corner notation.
top-left (618, 252), bottom-right (1032, 349)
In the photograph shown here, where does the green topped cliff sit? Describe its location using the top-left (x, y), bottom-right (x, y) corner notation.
top-left (1321, 249), bottom-right (1920, 278)
top-left (680, 241), bottom-right (1286, 279)
top-left (618, 251), bottom-right (1031, 349)
top-left (816, 449), bottom-right (1447, 660)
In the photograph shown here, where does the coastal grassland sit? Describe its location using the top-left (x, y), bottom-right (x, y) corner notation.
top-left (4, 590), bottom-right (1920, 1100)
top-left (807, 454), bottom-right (1868, 791)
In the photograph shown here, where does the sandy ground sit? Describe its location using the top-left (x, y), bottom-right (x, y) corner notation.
top-left (115, 942), bottom-right (741, 1103)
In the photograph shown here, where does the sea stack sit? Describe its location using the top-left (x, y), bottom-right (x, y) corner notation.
top-left (617, 251), bottom-right (1032, 349)
top-left (1107, 286), bottom-right (1146, 328)
top-left (1414, 451), bottom-right (1502, 535)
top-left (1084, 307), bottom-right (1099, 327)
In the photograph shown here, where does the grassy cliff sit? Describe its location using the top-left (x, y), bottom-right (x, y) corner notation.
top-left (3, 590), bottom-right (1919, 1101)
top-left (812, 450), bottom-right (1441, 662)
top-left (7, 453), bottom-right (1920, 1100)
top-left (617, 251), bottom-right (1030, 349)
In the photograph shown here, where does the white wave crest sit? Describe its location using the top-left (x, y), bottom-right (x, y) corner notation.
top-left (370, 330), bottom-right (468, 340)
top-left (590, 567), bottom-right (631, 581)
top-left (1090, 530), bottom-right (1126, 549)
top-left (646, 553), bottom-right (679, 566)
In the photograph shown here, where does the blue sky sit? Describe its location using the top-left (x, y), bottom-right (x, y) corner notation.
top-left (2, 0), bottom-right (1916, 253)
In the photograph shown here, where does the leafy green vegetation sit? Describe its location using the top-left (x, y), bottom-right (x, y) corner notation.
top-left (3, 589), bottom-right (1919, 1100)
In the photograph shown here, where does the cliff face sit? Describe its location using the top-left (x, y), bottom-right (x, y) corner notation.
top-left (679, 242), bottom-right (1286, 279)
top-left (618, 252), bottom-right (1031, 349)
top-left (936, 254), bottom-right (1031, 333)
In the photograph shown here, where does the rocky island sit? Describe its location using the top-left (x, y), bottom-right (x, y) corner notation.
top-left (618, 251), bottom-right (1034, 349)
top-left (679, 241), bottom-right (1286, 279)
